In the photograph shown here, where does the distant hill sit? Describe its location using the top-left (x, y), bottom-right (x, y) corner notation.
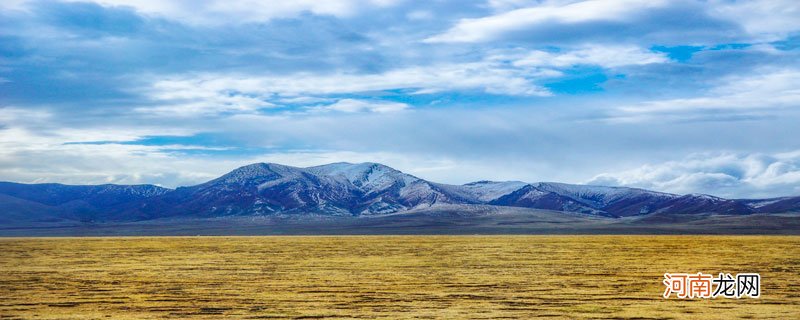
top-left (0, 162), bottom-right (798, 231)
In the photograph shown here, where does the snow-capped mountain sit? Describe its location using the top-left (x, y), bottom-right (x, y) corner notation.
top-left (306, 162), bottom-right (473, 214)
top-left (0, 181), bottom-right (170, 207)
top-left (128, 162), bottom-right (473, 219)
top-left (530, 182), bottom-right (681, 217)
top-left (483, 182), bottom-right (760, 217)
top-left (0, 182), bottom-right (171, 222)
top-left (487, 184), bottom-right (608, 216)
top-left (535, 183), bottom-right (676, 208)
top-left (0, 162), bottom-right (798, 223)
top-left (133, 163), bottom-right (361, 218)
top-left (457, 181), bottom-right (529, 202)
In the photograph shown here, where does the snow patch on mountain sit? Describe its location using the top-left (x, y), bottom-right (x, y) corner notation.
top-left (308, 162), bottom-right (418, 193)
top-left (2, 162), bottom-right (798, 221)
top-left (535, 182), bottom-right (678, 207)
top-left (460, 180), bottom-right (528, 202)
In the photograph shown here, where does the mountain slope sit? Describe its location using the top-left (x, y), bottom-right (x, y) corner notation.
top-left (1, 162), bottom-right (799, 224)
top-left (0, 193), bottom-right (65, 225)
top-left (457, 181), bottom-right (529, 202)
top-left (0, 182), bottom-right (170, 207)
top-left (534, 182), bottom-right (679, 216)
top-left (130, 163), bottom-right (360, 219)
top-left (486, 182), bottom-right (762, 217)
top-left (307, 162), bottom-right (475, 214)
top-left (654, 194), bottom-right (755, 215)
top-left (488, 184), bottom-right (608, 216)
top-left (753, 196), bottom-right (800, 213)
top-left (0, 182), bottom-right (171, 222)
top-left (126, 162), bottom-right (474, 219)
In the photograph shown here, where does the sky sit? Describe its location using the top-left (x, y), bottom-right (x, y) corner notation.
top-left (1, 0), bottom-right (799, 198)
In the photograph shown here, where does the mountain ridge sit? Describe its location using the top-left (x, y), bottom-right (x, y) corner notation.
top-left (1, 162), bottom-right (799, 225)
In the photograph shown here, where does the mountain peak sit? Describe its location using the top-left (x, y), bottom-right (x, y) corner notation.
top-left (204, 162), bottom-right (301, 187)
top-left (684, 193), bottom-right (726, 201)
top-left (307, 162), bottom-right (415, 190)
top-left (460, 180), bottom-right (529, 202)
top-left (464, 180), bottom-right (493, 185)
top-left (3, 161), bottom-right (798, 222)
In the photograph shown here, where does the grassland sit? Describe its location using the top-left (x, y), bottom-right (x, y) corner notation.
top-left (0, 236), bottom-right (798, 319)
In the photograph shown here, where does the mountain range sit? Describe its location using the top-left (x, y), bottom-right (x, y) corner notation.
top-left (2, 162), bottom-right (799, 230)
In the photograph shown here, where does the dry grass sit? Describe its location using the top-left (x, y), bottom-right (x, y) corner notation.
top-left (0, 236), bottom-right (798, 319)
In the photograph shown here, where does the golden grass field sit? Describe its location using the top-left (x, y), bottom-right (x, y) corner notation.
top-left (0, 236), bottom-right (798, 319)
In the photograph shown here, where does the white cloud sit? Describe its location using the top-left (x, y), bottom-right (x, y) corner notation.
top-left (134, 60), bottom-right (557, 116)
top-left (511, 45), bottom-right (668, 68)
top-left (0, 109), bottom-right (209, 186)
top-left (708, 0), bottom-right (800, 41)
top-left (486, 0), bottom-right (542, 12)
top-left (429, 0), bottom-right (800, 44)
top-left (277, 96), bottom-right (335, 105)
top-left (1, 106), bottom-right (531, 188)
top-left (318, 99), bottom-right (409, 113)
top-left (587, 151), bottom-right (800, 198)
top-left (0, 140), bottom-right (242, 187)
top-left (615, 69), bottom-right (800, 121)
top-left (0, 0), bottom-right (28, 11)
top-left (0, 107), bottom-right (194, 145)
top-left (406, 10), bottom-right (433, 20)
top-left (0, 123), bottom-right (492, 188)
top-left (0, 107), bottom-right (51, 125)
top-left (6, 101), bottom-right (800, 198)
top-left (16, 0), bottom-right (401, 24)
top-left (135, 45), bottom-right (669, 117)
top-left (425, 0), bottom-right (668, 43)
top-left (134, 85), bottom-right (275, 117)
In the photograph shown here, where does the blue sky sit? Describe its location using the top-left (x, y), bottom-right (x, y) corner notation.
top-left (1, 0), bottom-right (799, 198)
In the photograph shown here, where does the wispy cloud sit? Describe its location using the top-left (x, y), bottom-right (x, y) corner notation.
top-left (425, 0), bottom-right (669, 43)
top-left (588, 151), bottom-right (800, 198)
top-left (315, 99), bottom-right (409, 113)
top-left (132, 45), bottom-right (675, 117)
top-left (2, 0), bottom-right (800, 198)
top-left (134, 87), bottom-right (276, 116)
top-left (612, 68), bottom-right (800, 122)
top-left (132, 60), bottom-right (558, 117)
top-left (8, 0), bottom-right (403, 24)
top-left (707, 0), bottom-right (800, 41)
top-left (509, 45), bottom-right (669, 68)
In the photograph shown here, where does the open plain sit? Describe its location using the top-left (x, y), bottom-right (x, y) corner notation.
top-left (1, 236), bottom-right (798, 319)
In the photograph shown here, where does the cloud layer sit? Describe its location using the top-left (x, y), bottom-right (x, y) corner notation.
top-left (1, 0), bottom-right (800, 198)
top-left (589, 151), bottom-right (800, 199)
